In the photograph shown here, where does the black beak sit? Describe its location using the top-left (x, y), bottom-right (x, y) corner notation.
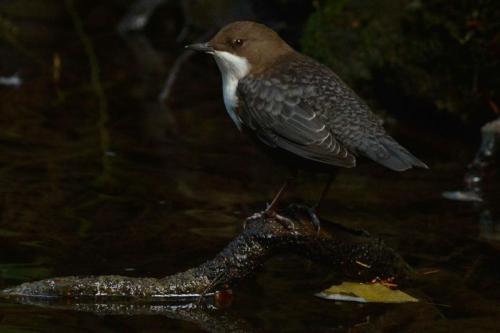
top-left (185, 42), bottom-right (214, 53)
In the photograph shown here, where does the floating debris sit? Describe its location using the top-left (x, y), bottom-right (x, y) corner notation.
top-left (0, 73), bottom-right (22, 88)
top-left (442, 190), bottom-right (483, 202)
top-left (316, 282), bottom-right (419, 304)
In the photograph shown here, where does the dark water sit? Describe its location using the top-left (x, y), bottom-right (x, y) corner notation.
top-left (1, 2), bottom-right (499, 332)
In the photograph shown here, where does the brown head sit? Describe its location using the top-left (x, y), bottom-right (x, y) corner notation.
top-left (186, 21), bottom-right (294, 76)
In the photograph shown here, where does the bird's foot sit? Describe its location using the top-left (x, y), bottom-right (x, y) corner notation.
top-left (272, 212), bottom-right (295, 230)
top-left (243, 211), bottom-right (264, 230)
top-left (264, 206), bottom-right (295, 230)
top-left (307, 206), bottom-right (321, 233)
top-left (243, 209), bottom-right (295, 230)
top-left (285, 203), bottom-right (321, 233)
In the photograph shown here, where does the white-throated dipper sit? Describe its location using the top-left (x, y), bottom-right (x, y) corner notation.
top-left (186, 21), bottom-right (428, 227)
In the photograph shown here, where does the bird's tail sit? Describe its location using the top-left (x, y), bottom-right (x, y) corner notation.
top-left (364, 135), bottom-right (428, 171)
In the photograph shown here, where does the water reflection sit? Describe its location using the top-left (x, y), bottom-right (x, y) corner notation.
top-left (2, 297), bottom-right (254, 333)
top-left (443, 190), bottom-right (500, 241)
top-left (443, 116), bottom-right (500, 240)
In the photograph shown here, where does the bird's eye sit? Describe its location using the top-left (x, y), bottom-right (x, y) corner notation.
top-left (232, 39), bottom-right (244, 48)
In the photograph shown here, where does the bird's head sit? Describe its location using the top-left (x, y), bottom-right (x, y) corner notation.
top-left (186, 21), bottom-right (294, 78)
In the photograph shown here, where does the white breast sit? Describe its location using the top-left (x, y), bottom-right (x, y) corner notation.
top-left (213, 51), bottom-right (251, 130)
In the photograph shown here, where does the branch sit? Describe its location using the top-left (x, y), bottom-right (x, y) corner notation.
top-left (1, 205), bottom-right (411, 302)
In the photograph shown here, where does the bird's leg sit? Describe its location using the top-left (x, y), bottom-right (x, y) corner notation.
top-left (265, 179), bottom-right (289, 213)
top-left (308, 173), bottom-right (337, 232)
top-left (243, 178), bottom-right (294, 230)
top-left (262, 179), bottom-right (295, 230)
top-left (315, 172), bottom-right (336, 213)
top-left (306, 207), bottom-right (322, 233)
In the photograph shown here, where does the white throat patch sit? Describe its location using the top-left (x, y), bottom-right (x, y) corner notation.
top-left (213, 51), bottom-right (250, 130)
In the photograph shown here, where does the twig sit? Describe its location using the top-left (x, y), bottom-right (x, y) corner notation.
top-left (158, 29), bottom-right (216, 103)
top-left (66, 0), bottom-right (112, 182)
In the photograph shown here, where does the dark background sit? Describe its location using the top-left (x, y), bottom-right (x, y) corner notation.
top-left (0, 0), bottom-right (499, 332)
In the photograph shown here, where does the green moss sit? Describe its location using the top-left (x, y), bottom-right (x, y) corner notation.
top-left (0, 14), bottom-right (19, 45)
top-left (301, 0), bottom-right (500, 125)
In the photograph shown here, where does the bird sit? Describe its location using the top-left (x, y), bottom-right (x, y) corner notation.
top-left (186, 21), bottom-right (428, 228)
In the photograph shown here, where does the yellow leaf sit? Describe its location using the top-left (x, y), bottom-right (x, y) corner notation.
top-left (316, 282), bottom-right (419, 303)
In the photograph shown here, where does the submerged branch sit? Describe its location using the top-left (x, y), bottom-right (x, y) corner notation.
top-left (1, 205), bottom-right (411, 302)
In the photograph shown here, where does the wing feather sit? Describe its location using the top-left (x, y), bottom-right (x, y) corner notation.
top-left (237, 77), bottom-right (356, 168)
top-left (237, 54), bottom-right (427, 171)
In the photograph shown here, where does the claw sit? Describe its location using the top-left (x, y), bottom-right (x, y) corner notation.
top-left (274, 213), bottom-right (295, 230)
top-left (264, 208), bottom-right (294, 230)
top-left (243, 212), bottom-right (264, 230)
top-left (307, 207), bottom-right (321, 233)
top-left (243, 210), bottom-right (295, 230)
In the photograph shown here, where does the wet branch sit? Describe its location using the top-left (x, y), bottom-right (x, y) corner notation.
top-left (1, 205), bottom-right (411, 301)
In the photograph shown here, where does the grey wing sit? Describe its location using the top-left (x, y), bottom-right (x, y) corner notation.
top-left (237, 77), bottom-right (356, 168)
top-left (301, 62), bottom-right (428, 171)
top-left (319, 76), bottom-right (428, 171)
